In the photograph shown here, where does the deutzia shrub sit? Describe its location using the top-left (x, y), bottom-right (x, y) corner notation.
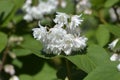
top-left (32, 12), bottom-right (87, 55)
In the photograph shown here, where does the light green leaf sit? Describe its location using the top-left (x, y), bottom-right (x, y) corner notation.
top-left (104, 0), bottom-right (119, 8)
top-left (0, 0), bottom-right (14, 20)
top-left (19, 74), bottom-right (33, 80)
top-left (0, 32), bottom-right (7, 53)
top-left (84, 62), bottom-right (120, 80)
top-left (12, 59), bottom-right (23, 68)
top-left (87, 44), bottom-right (110, 66)
top-left (2, 0), bottom-right (25, 26)
top-left (20, 35), bottom-right (45, 58)
top-left (13, 49), bottom-right (32, 57)
top-left (96, 24), bottom-right (110, 47)
top-left (66, 45), bottom-right (110, 73)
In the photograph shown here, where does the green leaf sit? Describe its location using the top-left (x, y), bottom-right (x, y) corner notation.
top-left (33, 63), bottom-right (57, 80)
top-left (104, 0), bottom-right (119, 8)
top-left (87, 45), bottom-right (110, 66)
top-left (0, 0), bottom-right (14, 20)
top-left (0, 32), bottom-right (7, 53)
top-left (90, 0), bottom-right (106, 9)
top-left (96, 24), bottom-right (110, 47)
top-left (12, 59), bottom-right (23, 68)
top-left (1, 0), bottom-right (25, 26)
top-left (19, 74), bottom-right (33, 80)
top-left (66, 55), bottom-right (96, 73)
top-left (107, 24), bottom-right (120, 37)
top-left (20, 35), bottom-right (45, 58)
top-left (84, 62), bottom-right (120, 80)
top-left (13, 49), bottom-right (32, 57)
top-left (66, 45), bottom-right (110, 73)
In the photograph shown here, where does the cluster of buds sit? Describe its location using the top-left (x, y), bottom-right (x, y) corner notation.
top-left (4, 64), bottom-right (19, 80)
top-left (8, 36), bottom-right (24, 45)
top-left (76, 0), bottom-right (92, 15)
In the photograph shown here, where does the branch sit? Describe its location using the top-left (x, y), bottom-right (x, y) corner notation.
top-left (65, 59), bottom-right (71, 80)
top-left (0, 45), bottom-right (9, 72)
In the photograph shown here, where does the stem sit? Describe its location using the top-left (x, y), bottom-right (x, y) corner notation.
top-left (98, 10), bottom-right (107, 24)
top-left (0, 45), bottom-right (9, 72)
top-left (113, 6), bottom-right (120, 22)
top-left (65, 59), bottom-right (71, 80)
top-left (73, 0), bottom-right (77, 14)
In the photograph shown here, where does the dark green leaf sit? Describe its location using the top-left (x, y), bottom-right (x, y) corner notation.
top-left (0, 32), bottom-right (7, 53)
top-left (33, 63), bottom-right (57, 80)
top-left (107, 24), bottom-right (120, 37)
top-left (67, 55), bottom-right (96, 73)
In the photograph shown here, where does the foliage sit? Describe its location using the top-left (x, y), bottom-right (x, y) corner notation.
top-left (0, 0), bottom-right (120, 80)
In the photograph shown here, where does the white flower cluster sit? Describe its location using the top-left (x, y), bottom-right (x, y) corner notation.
top-left (32, 12), bottom-right (87, 55)
top-left (108, 39), bottom-right (120, 71)
top-left (22, 0), bottom-right (66, 22)
top-left (76, 0), bottom-right (92, 15)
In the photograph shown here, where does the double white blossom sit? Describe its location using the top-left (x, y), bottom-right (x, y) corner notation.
top-left (22, 0), bottom-right (67, 22)
top-left (32, 12), bottom-right (87, 55)
top-left (108, 38), bottom-right (119, 50)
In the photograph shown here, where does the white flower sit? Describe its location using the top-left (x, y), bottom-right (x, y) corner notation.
top-left (30, 7), bottom-right (43, 19)
top-left (67, 15), bottom-right (83, 35)
top-left (63, 34), bottom-right (74, 55)
top-left (9, 75), bottom-right (19, 80)
top-left (108, 39), bottom-right (119, 50)
top-left (22, 0), bottom-right (32, 10)
top-left (32, 24), bottom-right (47, 42)
top-left (32, 12), bottom-right (87, 55)
top-left (73, 36), bottom-right (88, 51)
top-left (110, 53), bottom-right (119, 61)
top-left (70, 15), bottom-right (83, 28)
top-left (23, 14), bottom-right (33, 22)
top-left (4, 64), bottom-right (15, 75)
top-left (46, 26), bottom-right (67, 54)
top-left (54, 12), bottom-right (69, 26)
top-left (117, 64), bottom-right (120, 71)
